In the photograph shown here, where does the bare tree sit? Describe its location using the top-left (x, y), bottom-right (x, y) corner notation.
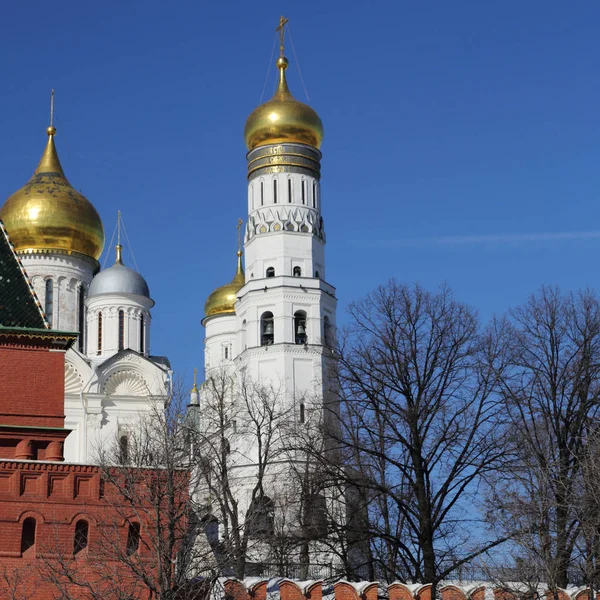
top-left (37, 390), bottom-right (216, 600)
top-left (191, 369), bottom-right (288, 578)
top-left (488, 287), bottom-right (600, 590)
top-left (333, 281), bottom-right (510, 589)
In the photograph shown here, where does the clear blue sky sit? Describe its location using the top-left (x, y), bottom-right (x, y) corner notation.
top-left (1, 1), bottom-right (600, 388)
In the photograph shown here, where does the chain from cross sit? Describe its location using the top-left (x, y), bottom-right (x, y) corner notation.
top-left (275, 16), bottom-right (289, 57)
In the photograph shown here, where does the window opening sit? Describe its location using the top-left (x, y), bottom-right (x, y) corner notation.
top-left (313, 182), bottom-right (316, 208)
top-left (74, 520), bottom-right (89, 554)
top-left (266, 267), bottom-right (275, 278)
top-left (293, 266), bottom-right (301, 277)
top-left (288, 179), bottom-right (292, 203)
top-left (21, 518), bottom-right (36, 555)
top-left (300, 403), bottom-right (305, 423)
top-left (118, 310), bottom-right (125, 351)
top-left (126, 522), bottom-right (140, 555)
top-left (294, 311), bottom-right (307, 344)
top-left (97, 312), bottom-right (103, 355)
top-left (78, 285), bottom-right (86, 352)
top-left (273, 179), bottom-right (277, 204)
top-left (224, 346), bottom-right (229, 360)
top-left (260, 181), bottom-right (264, 206)
top-left (45, 279), bottom-right (53, 327)
top-left (247, 496), bottom-right (275, 537)
top-left (324, 315), bottom-right (332, 348)
top-left (140, 314), bottom-right (144, 354)
top-left (119, 435), bottom-right (129, 464)
top-left (301, 180), bottom-right (306, 205)
top-left (261, 312), bottom-right (274, 346)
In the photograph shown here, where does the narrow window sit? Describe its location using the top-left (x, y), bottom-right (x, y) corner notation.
top-left (45, 279), bottom-right (53, 327)
top-left (301, 180), bottom-right (306, 205)
top-left (21, 518), bottom-right (36, 555)
top-left (273, 179), bottom-right (277, 204)
top-left (261, 312), bottom-right (274, 346)
top-left (251, 184), bottom-right (255, 210)
top-left (97, 312), bottom-right (103, 355)
top-left (294, 310), bottom-right (307, 345)
top-left (232, 420), bottom-right (237, 433)
top-left (139, 314), bottom-right (145, 354)
top-left (118, 310), bottom-right (125, 351)
top-left (78, 285), bottom-right (86, 352)
top-left (241, 319), bottom-right (247, 350)
top-left (312, 182), bottom-right (316, 208)
top-left (126, 522), bottom-right (140, 555)
top-left (224, 346), bottom-right (229, 360)
top-left (260, 181), bottom-right (264, 206)
top-left (324, 315), bottom-right (332, 348)
top-left (288, 179), bottom-right (292, 203)
top-left (315, 270), bottom-right (320, 279)
top-left (300, 403), bottom-right (305, 423)
top-left (119, 435), bottom-right (129, 464)
top-left (293, 266), bottom-right (301, 277)
top-left (74, 520), bottom-right (89, 554)
top-left (266, 267), bottom-right (275, 278)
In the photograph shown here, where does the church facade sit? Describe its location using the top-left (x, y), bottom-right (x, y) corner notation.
top-left (0, 122), bottom-right (171, 464)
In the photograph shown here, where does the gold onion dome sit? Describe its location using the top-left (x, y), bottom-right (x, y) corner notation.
top-left (244, 56), bottom-right (323, 151)
top-left (204, 252), bottom-right (245, 318)
top-left (0, 127), bottom-right (105, 260)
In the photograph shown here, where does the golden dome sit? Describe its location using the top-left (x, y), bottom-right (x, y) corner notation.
top-left (244, 56), bottom-right (323, 151)
top-left (204, 252), bottom-right (245, 318)
top-left (0, 127), bottom-right (105, 260)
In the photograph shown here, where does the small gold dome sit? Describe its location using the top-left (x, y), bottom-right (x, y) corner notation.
top-left (244, 56), bottom-right (323, 151)
top-left (0, 128), bottom-right (105, 260)
top-left (204, 252), bottom-right (246, 318)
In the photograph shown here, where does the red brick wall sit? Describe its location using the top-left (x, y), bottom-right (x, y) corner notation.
top-left (0, 460), bottom-right (184, 600)
top-left (0, 345), bottom-right (65, 428)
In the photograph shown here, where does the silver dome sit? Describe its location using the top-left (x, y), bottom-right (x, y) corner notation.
top-left (88, 263), bottom-right (151, 298)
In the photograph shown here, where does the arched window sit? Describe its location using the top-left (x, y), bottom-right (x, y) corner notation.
top-left (312, 182), bottom-right (317, 208)
top-left (260, 181), bottom-right (264, 206)
top-left (45, 279), bottom-right (53, 327)
top-left (74, 519), bottom-right (89, 554)
top-left (300, 403), bottom-right (305, 423)
top-left (119, 435), bottom-right (129, 464)
top-left (261, 312), bottom-right (274, 346)
top-left (273, 179), bottom-right (277, 204)
top-left (247, 496), bottom-right (274, 537)
top-left (77, 285), bottom-right (86, 352)
top-left (315, 270), bottom-right (320, 279)
top-left (288, 178), bottom-right (292, 203)
top-left (126, 522), bottom-right (140, 555)
top-left (293, 266), bottom-right (301, 277)
top-left (301, 179), bottom-right (306, 205)
top-left (324, 315), bottom-right (332, 348)
top-left (304, 493), bottom-right (328, 538)
top-left (224, 345), bottom-right (229, 360)
top-left (294, 310), bottom-right (307, 345)
top-left (21, 517), bottom-right (36, 555)
top-left (139, 314), bottom-right (145, 354)
top-left (241, 319), bottom-right (247, 350)
top-left (118, 310), bottom-right (125, 351)
top-left (97, 312), bottom-right (103, 355)
top-left (266, 266), bottom-right (275, 278)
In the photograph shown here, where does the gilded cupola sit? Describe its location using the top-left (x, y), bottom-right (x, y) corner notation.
top-left (204, 251), bottom-right (246, 318)
top-left (244, 19), bottom-right (323, 151)
top-left (0, 124), bottom-right (105, 260)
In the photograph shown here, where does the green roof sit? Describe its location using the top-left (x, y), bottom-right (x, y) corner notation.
top-left (0, 220), bottom-right (47, 329)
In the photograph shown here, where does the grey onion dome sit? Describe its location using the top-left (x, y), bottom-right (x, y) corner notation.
top-left (88, 261), bottom-right (151, 299)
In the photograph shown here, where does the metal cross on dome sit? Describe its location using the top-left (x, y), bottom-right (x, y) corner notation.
top-left (275, 15), bottom-right (289, 57)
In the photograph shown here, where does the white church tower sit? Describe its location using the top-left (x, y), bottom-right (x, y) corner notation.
top-left (198, 18), bottom-right (338, 572)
